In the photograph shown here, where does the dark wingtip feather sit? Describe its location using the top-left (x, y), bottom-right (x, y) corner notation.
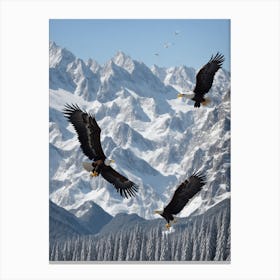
top-left (63, 103), bottom-right (84, 116)
top-left (190, 170), bottom-right (207, 185)
top-left (124, 190), bottom-right (128, 199)
top-left (126, 188), bottom-right (132, 197)
top-left (213, 52), bottom-right (225, 65)
top-left (63, 103), bottom-right (82, 119)
top-left (64, 103), bottom-right (97, 121)
top-left (118, 183), bottom-right (139, 199)
top-left (209, 52), bottom-right (225, 68)
top-left (128, 187), bottom-right (137, 198)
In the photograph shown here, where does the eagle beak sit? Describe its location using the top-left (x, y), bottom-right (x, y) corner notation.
top-left (110, 159), bottom-right (115, 163)
top-left (177, 93), bottom-right (185, 98)
top-left (154, 210), bottom-right (162, 215)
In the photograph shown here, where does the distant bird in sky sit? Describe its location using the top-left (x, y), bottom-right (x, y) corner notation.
top-left (154, 53), bottom-right (159, 56)
top-left (174, 30), bottom-right (180, 36)
top-left (154, 172), bottom-right (206, 229)
top-left (177, 52), bottom-right (225, 108)
top-left (163, 42), bottom-right (173, 48)
top-left (63, 104), bottom-right (139, 198)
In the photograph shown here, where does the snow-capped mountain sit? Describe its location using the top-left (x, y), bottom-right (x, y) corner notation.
top-left (49, 41), bottom-right (231, 220)
top-left (151, 64), bottom-right (196, 91)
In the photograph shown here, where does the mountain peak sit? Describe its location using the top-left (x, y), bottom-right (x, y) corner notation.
top-left (114, 50), bottom-right (131, 60)
top-left (49, 41), bottom-right (76, 69)
top-left (49, 41), bottom-right (57, 49)
top-left (151, 64), bottom-right (196, 91)
top-left (87, 58), bottom-right (101, 73)
top-left (113, 51), bottom-right (135, 73)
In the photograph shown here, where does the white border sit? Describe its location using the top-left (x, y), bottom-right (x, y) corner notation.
top-left (1, 0), bottom-right (279, 279)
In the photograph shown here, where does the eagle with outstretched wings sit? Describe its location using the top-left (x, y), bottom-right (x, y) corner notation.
top-left (63, 104), bottom-right (138, 198)
top-left (155, 172), bottom-right (206, 229)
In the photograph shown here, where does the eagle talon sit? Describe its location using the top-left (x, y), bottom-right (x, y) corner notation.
top-left (90, 171), bottom-right (99, 177)
top-left (165, 223), bottom-right (171, 230)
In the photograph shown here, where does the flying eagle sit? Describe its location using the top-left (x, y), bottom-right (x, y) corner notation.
top-left (63, 104), bottom-right (139, 199)
top-left (154, 172), bottom-right (206, 229)
top-left (178, 52), bottom-right (225, 108)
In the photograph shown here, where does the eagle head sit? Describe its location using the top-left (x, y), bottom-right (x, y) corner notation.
top-left (104, 158), bottom-right (115, 166)
top-left (177, 91), bottom-right (195, 100)
top-left (154, 210), bottom-right (164, 215)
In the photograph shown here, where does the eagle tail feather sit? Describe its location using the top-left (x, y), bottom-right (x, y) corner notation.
top-left (202, 97), bottom-right (211, 106)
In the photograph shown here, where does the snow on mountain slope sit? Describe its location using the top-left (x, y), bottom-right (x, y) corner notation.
top-left (49, 42), bottom-right (231, 220)
top-left (151, 64), bottom-right (196, 92)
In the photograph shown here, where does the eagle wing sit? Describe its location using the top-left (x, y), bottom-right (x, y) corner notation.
top-left (163, 172), bottom-right (206, 215)
top-left (101, 166), bottom-right (138, 198)
top-left (193, 53), bottom-right (224, 97)
top-left (63, 104), bottom-right (106, 161)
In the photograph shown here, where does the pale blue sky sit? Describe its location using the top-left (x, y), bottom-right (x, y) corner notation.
top-left (49, 19), bottom-right (230, 71)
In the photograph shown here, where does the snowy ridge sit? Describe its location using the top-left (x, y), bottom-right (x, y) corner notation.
top-left (49, 41), bottom-right (230, 220)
